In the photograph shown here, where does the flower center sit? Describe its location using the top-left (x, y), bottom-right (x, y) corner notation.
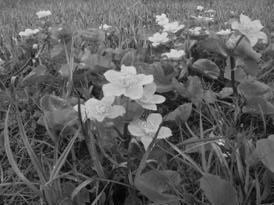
top-left (95, 104), bottom-right (110, 115)
top-left (120, 74), bottom-right (138, 88)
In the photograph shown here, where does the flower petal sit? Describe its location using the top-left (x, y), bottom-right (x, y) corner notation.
top-left (146, 113), bottom-right (162, 131)
top-left (151, 95), bottom-right (166, 104)
top-left (121, 65), bottom-right (136, 74)
top-left (128, 120), bottom-right (145, 137)
top-left (103, 83), bottom-right (125, 97)
top-left (101, 96), bottom-right (115, 105)
top-left (247, 35), bottom-right (259, 47)
top-left (104, 70), bottom-right (122, 83)
top-left (125, 85), bottom-right (143, 100)
top-left (138, 74), bottom-right (154, 85)
top-left (140, 137), bottom-right (153, 150)
top-left (108, 105), bottom-right (126, 119)
top-left (144, 83), bottom-right (157, 95)
top-left (240, 14), bottom-right (251, 25)
top-left (158, 126), bottom-right (172, 139)
top-left (257, 31), bottom-right (268, 43)
top-left (140, 103), bottom-right (157, 110)
top-left (252, 20), bottom-right (263, 30)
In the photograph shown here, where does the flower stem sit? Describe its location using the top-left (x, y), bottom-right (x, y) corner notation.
top-left (135, 123), bottom-right (162, 179)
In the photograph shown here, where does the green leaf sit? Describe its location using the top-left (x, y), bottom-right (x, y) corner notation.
top-left (80, 49), bottom-right (115, 73)
top-left (241, 57), bottom-right (261, 76)
top-left (233, 36), bottom-right (261, 61)
top-left (192, 59), bottom-right (220, 79)
top-left (165, 103), bottom-right (192, 124)
top-left (78, 28), bottom-right (105, 42)
top-left (50, 43), bottom-right (64, 58)
top-left (200, 37), bottom-right (228, 57)
top-left (121, 49), bottom-right (136, 66)
top-left (186, 76), bottom-right (204, 105)
top-left (238, 79), bottom-right (272, 99)
top-left (256, 135), bottom-right (274, 172)
top-left (134, 170), bottom-right (181, 203)
top-left (21, 65), bottom-right (49, 86)
top-left (243, 97), bottom-right (274, 115)
top-left (40, 95), bottom-right (77, 133)
top-left (200, 174), bottom-right (238, 205)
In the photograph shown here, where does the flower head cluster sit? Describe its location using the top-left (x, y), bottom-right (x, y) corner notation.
top-left (148, 32), bottom-right (169, 47)
top-left (36, 10), bottom-right (52, 19)
top-left (19, 28), bottom-right (40, 37)
top-left (162, 49), bottom-right (185, 60)
top-left (231, 14), bottom-right (267, 46)
top-left (128, 113), bottom-right (172, 150)
top-left (73, 96), bottom-right (125, 122)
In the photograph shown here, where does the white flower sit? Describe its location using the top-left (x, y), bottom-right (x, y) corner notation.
top-left (188, 27), bottom-right (202, 35)
top-left (36, 10), bottom-right (52, 18)
top-left (162, 49), bottom-right (185, 60)
top-left (163, 21), bottom-right (185, 33)
top-left (99, 24), bottom-right (112, 30)
top-left (148, 32), bottom-right (169, 47)
top-left (231, 14), bottom-right (267, 46)
top-left (156, 13), bottom-right (169, 26)
top-left (128, 113), bottom-right (172, 150)
top-left (136, 83), bottom-right (165, 110)
top-left (74, 96), bottom-right (125, 122)
top-left (19, 28), bottom-right (40, 37)
top-left (216, 29), bottom-right (232, 36)
top-left (32, 44), bottom-right (38, 49)
top-left (196, 5), bottom-right (204, 11)
top-left (103, 65), bottom-right (153, 100)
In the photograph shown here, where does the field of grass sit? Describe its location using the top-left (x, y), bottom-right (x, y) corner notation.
top-left (1, 0), bottom-right (274, 204)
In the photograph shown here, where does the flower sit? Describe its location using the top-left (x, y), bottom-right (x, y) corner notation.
top-left (162, 49), bottom-right (185, 60)
top-left (99, 24), bottom-right (112, 30)
top-left (103, 65), bottom-right (153, 100)
top-left (36, 10), bottom-right (52, 18)
top-left (156, 13), bottom-right (169, 26)
top-left (128, 113), bottom-right (172, 150)
top-left (216, 29), bottom-right (232, 36)
top-left (163, 21), bottom-right (185, 33)
top-left (231, 14), bottom-right (267, 46)
top-left (196, 5), bottom-right (204, 11)
top-left (74, 96), bottom-right (125, 122)
top-left (136, 83), bottom-right (165, 110)
top-left (188, 27), bottom-right (202, 35)
top-left (19, 28), bottom-right (40, 37)
top-left (32, 44), bottom-right (39, 49)
top-left (148, 32), bottom-right (169, 47)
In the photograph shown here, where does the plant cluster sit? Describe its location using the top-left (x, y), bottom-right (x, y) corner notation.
top-left (1, 6), bottom-right (274, 205)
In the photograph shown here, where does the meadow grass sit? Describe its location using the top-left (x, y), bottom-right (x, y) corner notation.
top-left (1, 0), bottom-right (274, 204)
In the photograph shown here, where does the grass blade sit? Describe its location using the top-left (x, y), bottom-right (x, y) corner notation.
top-left (4, 105), bottom-right (41, 196)
top-left (48, 128), bottom-right (80, 183)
